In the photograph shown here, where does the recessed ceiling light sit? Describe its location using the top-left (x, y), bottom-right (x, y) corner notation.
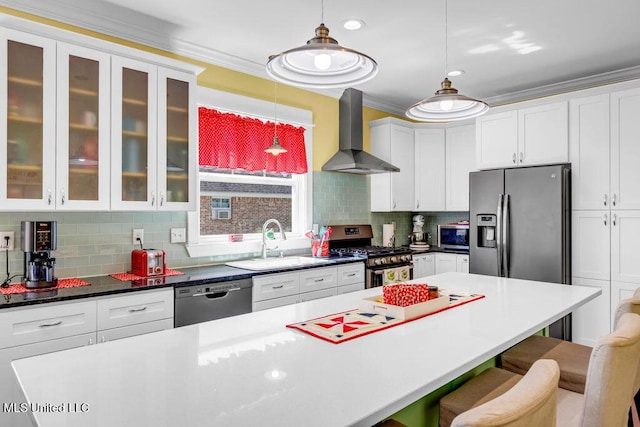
top-left (343, 19), bottom-right (365, 31)
top-left (447, 70), bottom-right (465, 77)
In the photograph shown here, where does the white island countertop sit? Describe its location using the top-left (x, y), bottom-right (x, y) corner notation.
top-left (11, 273), bottom-right (600, 427)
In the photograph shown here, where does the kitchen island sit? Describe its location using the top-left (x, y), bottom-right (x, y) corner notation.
top-left (10, 273), bottom-right (600, 427)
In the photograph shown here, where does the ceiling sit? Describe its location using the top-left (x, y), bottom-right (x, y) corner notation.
top-left (4, 0), bottom-right (640, 116)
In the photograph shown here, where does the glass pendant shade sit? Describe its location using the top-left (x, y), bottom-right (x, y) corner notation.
top-left (406, 78), bottom-right (489, 122)
top-left (266, 23), bottom-right (378, 89)
top-left (265, 136), bottom-right (287, 156)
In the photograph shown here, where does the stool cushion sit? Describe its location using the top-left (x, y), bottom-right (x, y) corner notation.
top-left (500, 335), bottom-right (591, 393)
top-left (439, 368), bottom-right (522, 427)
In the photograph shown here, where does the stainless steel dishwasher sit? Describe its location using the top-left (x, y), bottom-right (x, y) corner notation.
top-left (174, 278), bottom-right (252, 327)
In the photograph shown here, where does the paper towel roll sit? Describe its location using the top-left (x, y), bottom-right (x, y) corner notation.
top-left (382, 224), bottom-right (395, 247)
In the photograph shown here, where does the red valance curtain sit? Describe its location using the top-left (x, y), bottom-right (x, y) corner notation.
top-left (198, 107), bottom-right (308, 174)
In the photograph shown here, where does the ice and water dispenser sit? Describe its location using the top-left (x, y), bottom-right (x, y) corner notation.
top-left (476, 215), bottom-right (497, 248)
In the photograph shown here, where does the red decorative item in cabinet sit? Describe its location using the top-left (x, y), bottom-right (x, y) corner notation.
top-left (383, 283), bottom-right (431, 307)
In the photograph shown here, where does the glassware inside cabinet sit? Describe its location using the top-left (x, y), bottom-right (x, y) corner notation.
top-left (6, 40), bottom-right (44, 199)
top-left (121, 67), bottom-right (149, 202)
top-left (165, 77), bottom-right (189, 203)
top-left (67, 55), bottom-right (100, 201)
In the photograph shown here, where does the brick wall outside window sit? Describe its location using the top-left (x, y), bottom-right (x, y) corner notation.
top-left (200, 196), bottom-right (292, 235)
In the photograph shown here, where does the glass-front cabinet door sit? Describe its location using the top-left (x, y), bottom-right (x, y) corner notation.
top-left (111, 56), bottom-right (157, 210)
top-left (0, 29), bottom-right (56, 210)
top-left (157, 68), bottom-right (196, 211)
top-left (56, 43), bottom-right (110, 210)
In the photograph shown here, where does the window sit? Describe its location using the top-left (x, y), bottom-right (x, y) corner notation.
top-left (186, 87), bottom-right (313, 258)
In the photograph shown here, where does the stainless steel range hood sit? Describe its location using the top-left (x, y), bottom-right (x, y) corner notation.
top-left (321, 88), bottom-right (400, 174)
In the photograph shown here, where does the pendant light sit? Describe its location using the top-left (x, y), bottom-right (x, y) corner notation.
top-left (266, 0), bottom-right (378, 89)
top-left (406, 0), bottom-right (488, 122)
top-left (265, 81), bottom-right (287, 156)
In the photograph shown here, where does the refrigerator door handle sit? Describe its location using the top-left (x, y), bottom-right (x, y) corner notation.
top-left (503, 194), bottom-right (510, 277)
top-left (496, 194), bottom-right (504, 277)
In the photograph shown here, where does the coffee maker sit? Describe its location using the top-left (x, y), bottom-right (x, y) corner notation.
top-left (21, 221), bottom-right (58, 289)
top-left (409, 214), bottom-right (430, 250)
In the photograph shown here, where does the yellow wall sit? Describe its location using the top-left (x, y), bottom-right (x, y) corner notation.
top-left (0, 6), bottom-right (405, 171)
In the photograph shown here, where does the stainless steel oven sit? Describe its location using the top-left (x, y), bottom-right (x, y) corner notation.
top-left (327, 224), bottom-right (413, 289)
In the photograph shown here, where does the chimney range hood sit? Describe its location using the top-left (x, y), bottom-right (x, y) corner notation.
top-left (321, 88), bottom-right (399, 174)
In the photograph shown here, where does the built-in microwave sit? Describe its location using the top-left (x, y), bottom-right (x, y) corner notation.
top-left (437, 222), bottom-right (470, 250)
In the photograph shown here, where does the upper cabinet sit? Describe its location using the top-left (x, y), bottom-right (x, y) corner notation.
top-left (0, 29), bottom-right (56, 210)
top-left (445, 124), bottom-right (475, 211)
top-left (476, 101), bottom-right (568, 170)
top-left (0, 26), bottom-right (199, 212)
top-left (414, 128), bottom-right (445, 211)
top-left (370, 118), bottom-right (415, 212)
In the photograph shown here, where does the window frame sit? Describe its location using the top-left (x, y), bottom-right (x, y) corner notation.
top-left (186, 86), bottom-right (313, 258)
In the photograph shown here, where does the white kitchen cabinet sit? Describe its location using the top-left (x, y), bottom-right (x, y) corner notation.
top-left (370, 118), bottom-right (415, 211)
top-left (476, 101), bottom-right (568, 170)
top-left (610, 211), bottom-right (640, 284)
top-left (611, 281), bottom-right (640, 325)
top-left (569, 94), bottom-right (610, 210)
top-left (0, 333), bottom-right (96, 427)
top-left (611, 87), bottom-right (640, 210)
top-left (96, 288), bottom-right (173, 342)
top-left (252, 263), bottom-right (365, 311)
top-left (414, 128), bottom-right (445, 211)
top-left (435, 253), bottom-right (469, 275)
top-left (572, 210), bottom-right (611, 281)
top-left (445, 124), bottom-right (475, 211)
top-left (337, 263), bottom-right (365, 293)
top-left (571, 277), bottom-right (611, 347)
top-left (413, 253), bottom-right (435, 279)
top-left (55, 42), bottom-right (111, 210)
top-left (456, 254), bottom-right (470, 273)
top-left (0, 28), bottom-right (56, 210)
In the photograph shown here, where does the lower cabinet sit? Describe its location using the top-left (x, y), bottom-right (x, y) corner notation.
top-left (252, 262), bottom-right (365, 311)
top-left (435, 253), bottom-right (469, 275)
top-left (0, 288), bottom-right (173, 426)
top-left (413, 253), bottom-right (435, 279)
top-left (571, 277), bottom-right (611, 347)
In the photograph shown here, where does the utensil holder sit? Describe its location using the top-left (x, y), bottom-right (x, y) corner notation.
top-left (312, 240), bottom-right (328, 257)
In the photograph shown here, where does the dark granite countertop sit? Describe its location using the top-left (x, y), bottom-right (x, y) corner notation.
top-left (0, 256), bottom-right (365, 309)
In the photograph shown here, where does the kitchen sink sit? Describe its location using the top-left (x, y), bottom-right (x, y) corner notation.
top-left (226, 256), bottom-right (331, 271)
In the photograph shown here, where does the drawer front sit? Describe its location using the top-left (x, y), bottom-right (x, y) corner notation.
top-left (253, 272), bottom-right (299, 302)
top-left (299, 266), bottom-right (337, 293)
top-left (337, 283), bottom-right (363, 294)
top-left (97, 289), bottom-right (174, 330)
top-left (98, 318), bottom-right (173, 343)
top-left (300, 287), bottom-right (337, 302)
top-left (0, 301), bottom-right (97, 349)
top-left (337, 263), bottom-right (365, 286)
top-left (253, 294), bottom-right (299, 311)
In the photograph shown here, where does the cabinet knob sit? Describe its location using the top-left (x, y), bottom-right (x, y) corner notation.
top-left (160, 191), bottom-right (165, 207)
top-left (613, 213), bottom-right (617, 226)
top-left (519, 152), bottom-right (523, 163)
top-left (416, 200), bottom-right (420, 209)
top-left (61, 189), bottom-right (66, 205)
top-left (512, 153), bottom-right (516, 164)
top-left (612, 193), bottom-right (617, 207)
top-left (151, 192), bottom-right (156, 206)
top-left (604, 194), bottom-right (608, 207)
top-left (47, 189), bottom-right (53, 205)
top-left (603, 213), bottom-right (608, 226)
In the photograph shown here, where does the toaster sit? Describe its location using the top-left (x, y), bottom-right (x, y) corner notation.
top-left (131, 249), bottom-right (166, 277)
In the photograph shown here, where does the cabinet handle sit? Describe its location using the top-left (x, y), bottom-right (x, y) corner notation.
top-left (61, 189), bottom-right (66, 205)
top-left (393, 201), bottom-right (397, 209)
top-left (101, 336), bottom-right (106, 343)
top-left (347, 273), bottom-right (357, 277)
top-left (160, 191), bottom-right (165, 207)
top-left (519, 152), bottom-right (523, 163)
top-left (47, 189), bottom-right (53, 205)
top-left (128, 306), bottom-right (148, 313)
top-left (88, 338), bottom-right (93, 345)
top-left (314, 278), bottom-right (324, 282)
top-left (39, 320), bottom-right (62, 328)
top-left (603, 213), bottom-right (608, 226)
top-left (613, 213), bottom-right (617, 226)
top-left (416, 200), bottom-right (420, 209)
top-left (512, 153), bottom-right (516, 164)
top-left (272, 284), bottom-right (284, 289)
top-left (151, 192), bottom-right (156, 206)
top-left (612, 194), bottom-right (617, 207)
top-left (604, 194), bottom-right (608, 207)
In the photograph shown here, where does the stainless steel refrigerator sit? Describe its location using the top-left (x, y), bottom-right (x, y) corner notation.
top-left (469, 164), bottom-right (571, 340)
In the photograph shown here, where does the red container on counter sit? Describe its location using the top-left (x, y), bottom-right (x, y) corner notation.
top-left (383, 283), bottom-right (431, 307)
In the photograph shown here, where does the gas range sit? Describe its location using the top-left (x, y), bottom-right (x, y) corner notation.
top-left (327, 225), bottom-right (414, 288)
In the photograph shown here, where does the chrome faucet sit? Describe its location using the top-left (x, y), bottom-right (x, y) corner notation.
top-left (262, 219), bottom-right (286, 259)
